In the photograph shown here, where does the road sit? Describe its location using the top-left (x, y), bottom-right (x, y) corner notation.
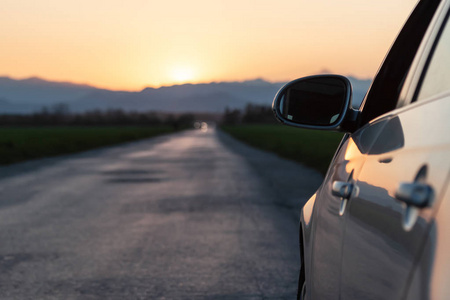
top-left (0, 127), bottom-right (323, 299)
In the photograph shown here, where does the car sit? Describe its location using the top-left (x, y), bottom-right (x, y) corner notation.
top-left (271, 0), bottom-right (450, 299)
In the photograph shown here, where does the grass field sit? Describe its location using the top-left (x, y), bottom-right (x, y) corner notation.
top-left (0, 126), bottom-right (177, 165)
top-left (221, 124), bottom-right (344, 174)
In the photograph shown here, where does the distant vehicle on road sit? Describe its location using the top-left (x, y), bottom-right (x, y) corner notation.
top-left (194, 121), bottom-right (209, 132)
top-left (272, 0), bottom-right (450, 299)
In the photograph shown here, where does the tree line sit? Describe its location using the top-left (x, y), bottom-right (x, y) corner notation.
top-left (0, 103), bottom-right (276, 127)
top-left (0, 104), bottom-right (195, 129)
top-left (222, 104), bottom-right (276, 125)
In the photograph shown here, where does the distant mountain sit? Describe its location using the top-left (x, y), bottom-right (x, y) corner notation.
top-left (0, 76), bottom-right (371, 114)
top-left (0, 77), bottom-right (97, 105)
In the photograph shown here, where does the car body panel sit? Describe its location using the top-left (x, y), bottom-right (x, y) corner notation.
top-left (404, 175), bottom-right (450, 300)
top-left (428, 178), bottom-right (450, 299)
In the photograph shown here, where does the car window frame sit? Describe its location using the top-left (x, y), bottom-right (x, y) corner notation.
top-left (398, 0), bottom-right (450, 108)
top-left (414, 7), bottom-right (450, 102)
top-left (357, 0), bottom-right (441, 126)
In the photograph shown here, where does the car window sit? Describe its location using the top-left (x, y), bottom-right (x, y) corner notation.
top-left (416, 13), bottom-right (450, 101)
top-left (359, 0), bottom-right (440, 125)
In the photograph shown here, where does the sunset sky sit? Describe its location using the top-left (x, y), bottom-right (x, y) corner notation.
top-left (2, 0), bottom-right (417, 91)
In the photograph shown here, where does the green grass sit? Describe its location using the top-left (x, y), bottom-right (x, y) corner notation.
top-left (0, 126), bottom-right (177, 165)
top-left (221, 124), bottom-right (344, 174)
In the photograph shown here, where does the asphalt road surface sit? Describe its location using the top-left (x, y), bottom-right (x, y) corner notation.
top-left (0, 127), bottom-right (323, 300)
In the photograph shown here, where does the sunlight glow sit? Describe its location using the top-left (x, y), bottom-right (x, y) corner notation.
top-left (170, 66), bottom-right (195, 83)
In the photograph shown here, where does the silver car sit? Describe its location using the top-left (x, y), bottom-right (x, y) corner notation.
top-left (272, 0), bottom-right (450, 299)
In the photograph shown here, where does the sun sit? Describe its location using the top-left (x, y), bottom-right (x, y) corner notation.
top-left (170, 66), bottom-right (195, 83)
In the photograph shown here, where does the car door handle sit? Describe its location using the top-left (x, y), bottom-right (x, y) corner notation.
top-left (395, 182), bottom-right (434, 208)
top-left (332, 181), bottom-right (354, 199)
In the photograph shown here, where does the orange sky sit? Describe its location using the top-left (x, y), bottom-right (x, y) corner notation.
top-left (1, 0), bottom-right (417, 91)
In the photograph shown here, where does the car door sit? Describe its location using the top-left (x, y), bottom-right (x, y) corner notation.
top-left (309, 117), bottom-right (394, 299)
top-left (339, 4), bottom-right (450, 299)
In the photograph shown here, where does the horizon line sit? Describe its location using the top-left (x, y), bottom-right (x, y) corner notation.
top-left (0, 74), bottom-right (373, 92)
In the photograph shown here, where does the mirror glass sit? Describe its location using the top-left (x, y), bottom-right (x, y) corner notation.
top-left (279, 77), bottom-right (348, 126)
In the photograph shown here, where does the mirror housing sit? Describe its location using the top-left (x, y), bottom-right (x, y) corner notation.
top-left (272, 75), bottom-right (357, 132)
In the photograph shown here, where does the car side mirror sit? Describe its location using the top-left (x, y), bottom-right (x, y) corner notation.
top-left (272, 75), bottom-right (353, 130)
